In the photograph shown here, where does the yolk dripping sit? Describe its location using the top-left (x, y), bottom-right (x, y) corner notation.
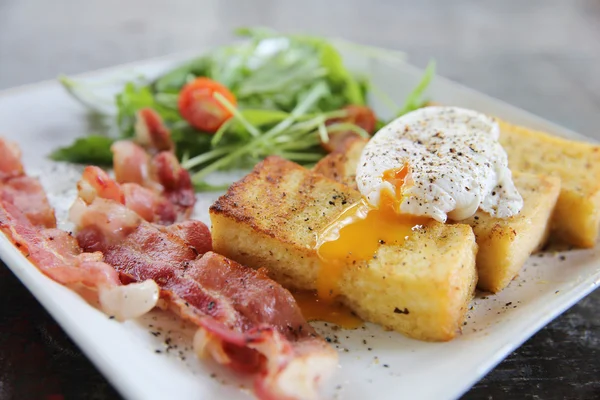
top-left (315, 165), bottom-right (428, 302)
top-left (293, 291), bottom-right (363, 329)
top-left (381, 164), bottom-right (412, 211)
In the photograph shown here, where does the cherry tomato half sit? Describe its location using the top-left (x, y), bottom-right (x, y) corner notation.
top-left (178, 77), bottom-right (237, 133)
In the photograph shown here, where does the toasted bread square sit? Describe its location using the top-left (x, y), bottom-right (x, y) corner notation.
top-left (462, 173), bottom-right (560, 292)
top-left (210, 156), bottom-right (477, 341)
top-left (314, 137), bottom-right (561, 292)
top-left (313, 136), bottom-right (366, 189)
top-left (497, 119), bottom-right (600, 248)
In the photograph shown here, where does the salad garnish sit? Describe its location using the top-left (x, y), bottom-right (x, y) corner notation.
top-left (53, 27), bottom-right (434, 190)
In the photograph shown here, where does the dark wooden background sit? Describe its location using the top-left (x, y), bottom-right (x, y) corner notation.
top-left (0, 0), bottom-right (599, 399)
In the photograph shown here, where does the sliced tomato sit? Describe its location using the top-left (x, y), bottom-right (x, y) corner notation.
top-left (178, 77), bottom-right (237, 133)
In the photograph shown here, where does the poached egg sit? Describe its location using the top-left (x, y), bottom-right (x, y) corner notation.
top-left (315, 106), bottom-right (522, 300)
top-left (356, 106), bottom-right (523, 222)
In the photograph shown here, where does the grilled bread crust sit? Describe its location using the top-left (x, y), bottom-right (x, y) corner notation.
top-left (210, 156), bottom-right (478, 341)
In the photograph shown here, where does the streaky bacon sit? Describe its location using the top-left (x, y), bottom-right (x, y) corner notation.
top-left (78, 165), bottom-right (125, 205)
top-left (110, 140), bottom-right (157, 190)
top-left (0, 137), bottom-right (158, 320)
top-left (121, 183), bottom-right (177, 226)
top-left (110, 108), bottom-right (195, 223)
top-left (135, 108), bottom-right (174, 153)
top-left (72, 196), bottom-right (337, 400)
top-left (0, 197), bottom-right (160, 321)
top-left (0, 138), bottom-right (24, 179)
top-left (0, 138), bottom-right (56, 228)
top-left (163, 220), bottom-right (212, 255)
top-left (150, 151), bottom-right (195, 220)
top-left (79, 165), bottom-right (178, 226)
top-left (1, 176), bottom-right (57, 229)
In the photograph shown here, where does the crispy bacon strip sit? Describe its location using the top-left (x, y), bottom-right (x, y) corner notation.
top-left (71, 196), bottom-right (337, 400)
top-left (0, 199), bottom-right (116, 286)
top-left (135, 108), bottom-right (174, 153)
top-left (110, 144), bottom-right (195, 223)
top-left (151, 151), bottom-right (196, 220)
top-left (79, 165), bottom-right (178, 226)
top-left (110, 140), bottom-right (155, 190)
top-left (0, 138), bottom-right (159, 319)
top-left (1, 176), bottom-right (57, 229)
top-left (0, 138), bottom-right (24, 179)
top-left (110, 109), bottom-right (195, 223)
top-left (0, 138), bottom-right (56, 228)
top-left (0, 196), bottom-right (159, 320)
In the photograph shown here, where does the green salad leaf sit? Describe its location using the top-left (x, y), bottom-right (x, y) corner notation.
top-left (55, 27), bottom-right (436, 191)
top-left (116, 83), bottom-right (181, 137)
top-left (397, 60), bottom-right (436, 116)
top-left (50, 135), bottom-right (115, 165)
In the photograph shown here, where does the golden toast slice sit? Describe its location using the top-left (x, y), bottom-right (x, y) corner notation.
top-left (497, 119), bottom-right (600, 248)
top-left (462, 173), bottom-right (560, 292)
top-left (313, 136), bottom-right (366, 189)
top-left (210, 156), bottom-right (477, 341)
top-left (314, 137), bottom-right (561, 292)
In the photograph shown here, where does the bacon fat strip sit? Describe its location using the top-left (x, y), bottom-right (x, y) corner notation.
top-left (0, 138), bottom-right (56, 228)
top-left (78, 165), bottom-right (179, 226)
top-left (111, 141), bottom-right (195, 222)
top-left (111, 108), bottom-right (195, 223)
top-left (135, 107), bottom-right (175, 153)
top-left (0, 137), bottom-right (159, 319)
top-left (71, 196), bottom-right (337, 400)
top-left (0, 199), bottom-right (159, 320)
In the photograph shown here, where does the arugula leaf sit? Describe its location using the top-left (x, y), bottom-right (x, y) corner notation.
top-left (169, 124), bottom-right (213, 161)
top-left (233, 29), bottom-right (368, 111)
top-left (229, 109), bottom-right (289, 136)
top-left (116, 83), bottom-right (181, 137)
top-left (55, 27), bottom-right (436, 190)
top-left (193, 181), bottom-right (232, 192)
top-left (316, 40), bottom-right (365, 106)
top-left (153, 56), bottom-right (210, 93)
top-left (116, 83), bottom-right (155, 137)
top-left (397, 60), bottom-right (436, 116)
top-left (50, 136), bottom-right (114, 165)
top-left (234, 26), bottom-right (274, 39)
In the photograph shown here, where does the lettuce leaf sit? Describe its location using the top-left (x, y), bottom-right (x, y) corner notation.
top-left (116, 83), bottom-right (181, 138)
top-left (50, 136), bottom-right (114, 165)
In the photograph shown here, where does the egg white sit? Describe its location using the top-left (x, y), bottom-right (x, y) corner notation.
top-left (356, 106), bottom-right (523, 222)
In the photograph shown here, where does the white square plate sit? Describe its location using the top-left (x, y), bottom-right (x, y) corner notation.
top-left (0, 47), bottom-right (598, 400)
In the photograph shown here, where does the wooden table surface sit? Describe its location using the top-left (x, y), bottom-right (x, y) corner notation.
top-left (0, 0), bottom-right (599, 399)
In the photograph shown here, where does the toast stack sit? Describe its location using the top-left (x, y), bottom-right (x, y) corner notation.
top-left (210, 156), bottom-right (477, 341)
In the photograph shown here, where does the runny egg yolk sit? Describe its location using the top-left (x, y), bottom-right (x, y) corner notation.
top-left (315, 165), bottom-right (429, 303)
top-left (292, 291), bottom-right (363, 329)
top-left (381, 165), bottom-right (412, 210)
